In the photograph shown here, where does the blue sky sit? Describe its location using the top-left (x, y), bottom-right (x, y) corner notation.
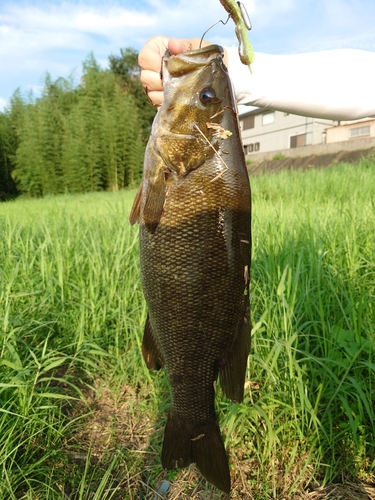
top-left (1, 0), bottom-right (375, 111)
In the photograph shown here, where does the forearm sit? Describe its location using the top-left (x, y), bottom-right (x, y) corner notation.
top-left (227, 47), bottom-right (375, 121)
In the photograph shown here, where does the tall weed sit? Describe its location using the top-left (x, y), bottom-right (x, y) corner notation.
top-left (0, 162), bottom-right (374, 497)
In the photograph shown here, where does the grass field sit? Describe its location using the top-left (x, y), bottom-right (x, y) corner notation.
top-left (1, 159), bottom-right (375, 499)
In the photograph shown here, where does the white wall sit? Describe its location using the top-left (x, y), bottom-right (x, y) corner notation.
top-left (239, 110), bottom-right (336, 154)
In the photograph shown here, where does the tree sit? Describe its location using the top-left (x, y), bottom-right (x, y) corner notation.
top-left (109, 48), bottom-right (156, 142)
top-left (3, 51), bottom-right (147, 198)
top-left (0, 91), bottom-right (26, 199)
top-left (12, 74), bottom-right (72, 196)
top-left (0, 113), bottom-right (17, 199)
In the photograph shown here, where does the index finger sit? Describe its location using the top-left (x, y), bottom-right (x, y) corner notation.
top-left (138, 36), bottom-right (170, 72)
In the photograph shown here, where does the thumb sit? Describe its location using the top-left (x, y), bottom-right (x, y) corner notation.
top-left (167, 38), bottom-right (205, 55)
top-left (168, 38), bottom-right (192, 55)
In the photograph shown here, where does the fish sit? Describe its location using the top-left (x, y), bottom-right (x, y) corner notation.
top-left (130, 44), bottom-right (251, 494)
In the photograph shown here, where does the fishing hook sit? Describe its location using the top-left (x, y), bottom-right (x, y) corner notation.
top-left (199, 1), bottom-right (252, 49)
top-left (199, 15), bottom-right (231, 49)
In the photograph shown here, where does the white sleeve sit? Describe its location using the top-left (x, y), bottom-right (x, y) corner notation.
top-left (226, 46), bottom-right (375, 121)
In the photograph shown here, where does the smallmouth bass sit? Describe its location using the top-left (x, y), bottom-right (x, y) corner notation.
top-left (130, 44), bottom-right (251, 493)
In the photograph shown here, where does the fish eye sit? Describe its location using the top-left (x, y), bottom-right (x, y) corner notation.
top-left (199, 87), bottom-right (216, 105)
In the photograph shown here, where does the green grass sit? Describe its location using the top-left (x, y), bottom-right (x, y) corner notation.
top-left (1, 160), bottom-right (375, 498)
top-left (270, 153), bottom-right (286, 161)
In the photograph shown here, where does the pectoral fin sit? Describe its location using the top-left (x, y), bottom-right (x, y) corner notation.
top-left (142, 145), bottom-right (166, 233)
top-left (129, 182), bottom-right (142, 225)
top-left (142, 314), bottom-right (163, 370)
top-left (143, 175), bottom-right (165, 233)
top-left (219, 301), bottom-right (251, 402)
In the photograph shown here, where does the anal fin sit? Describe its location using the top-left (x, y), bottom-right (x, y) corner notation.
top-left (219, 301), bottom-right (251, 402)
top-left (142, 314), bottom-right (163, 370)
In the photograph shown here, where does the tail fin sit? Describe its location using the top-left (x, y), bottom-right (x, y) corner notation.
top-left (161, 412), bottom-right (230, 494)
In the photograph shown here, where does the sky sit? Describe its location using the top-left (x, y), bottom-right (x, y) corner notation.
top-left (1, 0), bottom-right (375, 112)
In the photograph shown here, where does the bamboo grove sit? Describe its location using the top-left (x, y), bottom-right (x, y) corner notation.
top-left (0, 49), bottom-right (156, 200)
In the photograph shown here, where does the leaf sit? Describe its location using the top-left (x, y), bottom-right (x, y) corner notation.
top-left (206, 122), bottom-right (233, 139)
top-left (41, 357), bottom-right (70, 374)
top-left (38, 392), bottom-right (77, 400)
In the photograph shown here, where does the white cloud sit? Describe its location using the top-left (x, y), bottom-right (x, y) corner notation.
top-left (73, 8), bottom-right (154, 32)
top-left (0, 0), bottom-right (269, 64)
top-left (0, 3), bottom-right (149, 52)
top-left (0, 0), bottom-right (374, 106)
top-left (0, 0), bottom-right (234, 102)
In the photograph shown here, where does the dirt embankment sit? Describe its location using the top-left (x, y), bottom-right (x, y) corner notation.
top-left (248, 147), bottom-right (375, 177)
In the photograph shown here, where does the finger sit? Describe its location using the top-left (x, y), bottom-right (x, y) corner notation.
top-left (138, 36), bottom-right (169, 72)
top-left (147, 90), bottom-right (164, 107)
top-left (167, 38), bottom-right (228, 66)
top-left (168, 37), bottom-right (204, 55)
top-left (138, 46), bottom-right (162, 73)
top-left (140, 69), bottom-right (163, 93)
top-left (168, 38), bottom-right (190, 55)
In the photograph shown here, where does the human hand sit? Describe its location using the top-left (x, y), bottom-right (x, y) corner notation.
top-left (138, 37), bottom-right (228, 107)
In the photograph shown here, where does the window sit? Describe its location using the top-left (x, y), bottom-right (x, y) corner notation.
top-left (244, 144), bottom-right (255, 154)
top-left (254, 142), bottom-right (260, 151)
top-left (262, 111), bottom-right (275, 125)
top-left (242, 116), bottom-right (255, 130)
top-left (290, 133), bottom-right (306, 148)
top-left (349, 126), bottom-right (370, 138)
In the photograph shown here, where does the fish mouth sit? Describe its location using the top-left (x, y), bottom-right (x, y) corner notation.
top-left (171, 44), bottom-right (224, 59)
top-left (164, 44), bottom-right (225, 78)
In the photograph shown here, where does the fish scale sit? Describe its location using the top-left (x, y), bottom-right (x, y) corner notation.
top-left (130, 44), bottom-right (251, 493)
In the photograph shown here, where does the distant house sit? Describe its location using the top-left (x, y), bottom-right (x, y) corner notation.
top-left (239, 108), bottom-right (337, 155)
top-left (325, 118), bottom-right (375, 143)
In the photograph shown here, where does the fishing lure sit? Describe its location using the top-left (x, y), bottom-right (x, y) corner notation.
top-left (219, 0), bottom-right (255, 69)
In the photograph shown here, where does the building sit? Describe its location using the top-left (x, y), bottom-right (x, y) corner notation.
top-left (326, 118), bottom-right (375, 143)
top-left (239, 108), bottom-right (337, 155)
